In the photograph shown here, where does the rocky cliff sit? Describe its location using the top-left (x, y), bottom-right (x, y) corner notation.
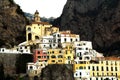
top-left (0, 54), bottom-right (33, 79)
top-left (54, 0), bottom-right (120, 56)
top-left (40, 64), bottom-right (74, 80)
top-left (0, 0), bottom-right (28, 48)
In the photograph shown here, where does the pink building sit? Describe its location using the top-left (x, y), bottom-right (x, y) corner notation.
top-left (33, 49), bottom-right (48, 63)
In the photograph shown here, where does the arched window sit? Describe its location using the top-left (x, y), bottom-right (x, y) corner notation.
top-left (58, 55), bottom-right (63, 58)
top-left (28, 33), bottom-right (32, 40)
top-left (35, 36), bottom-right (39, 40)
top-left (79, 66), bottom-right (83, 69)
top-left (51, 55), bottom-right (56, 58)
top-left (27, 27), bottom-right (31, 31)
top-left (68, 56), bottom-right (71, 60)
top-left (30, 66), bottom-right (33, 69)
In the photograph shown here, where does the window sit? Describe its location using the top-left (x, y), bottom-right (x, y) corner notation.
top-left (38, 56), bottom-right (41, 58)
top-left (97, 66), bottom-right (99, 71)
top-left (86, 48), bottom-right (88, 50)
top-left (58, 55), bottom-right (63, 58)
top-left (57, 34), bottom-right (60, 37)
top-left (115, 62), bottom-right (117, 65)
top-left (88, 66), bottom-right (90, 69)
top-left (27, 27), bottom-right (31, 31)
top-left (30, 66), bottom-right (33, 69)
top-left (79, 57), bottom-right (82, 60)
top-left (83, 43), bottom-right (86, 45)
top-left (51, 55), bottom-right (56, 58)
top-left (79, 66), bottom-right (83, 69)
top-left (17, 48), bottom-right (18, 51)
top-left (44, 45), bottom-right (46, 47)
top-left (101, 66), bottom-right (104, 71)
top-left (58, 39), bottom-right (61, 42)
top-left (70, 39), bottom-right (72, 42)
top-left (25, 46), bottom-right (27, 49)
top-left (106, 67), bottom-right (108, 71)
top-left (111, 67), bottom-right (113, 71)
top-left (58, 60), bottom-right (62, 62)
top-left (106, 61), bottom-right (108, 65)
top-left (76, 73), bottom-right (78, 76)
top-left (115, 67), bottom-right (117, 71)
top-left (53, 44), bottom-right (55, 46)
top-left (44, 56), bottom-right (46, 58)
top-left (80, 72), bottom-right (81, 75)
top-left (35, 36), bottom-right (39, 40)
top-left (68, 56), bottom-right (71, 60)
top-left (38, 51), bottom-right (40, 54)
top-left (20, 47), bottom-right (22, 49)
top-left (52, 60), bottom-right (55, 62)
top-left (92, 66), bottom-right (95, 71)
top-left (47, 56), bottom-right (49, 59)
top-left (52, 51), bottom-right (54, 53)
top-left (64, 38), bottom-right (66, 42)
top-left (97, 73), bottom-right (99, 76)
top-left (76, 39), bottom-right (78, 41)
top-left (59, 50), bottom-right (62, 53)
top-left (116, 73), bottom-right (117, 77)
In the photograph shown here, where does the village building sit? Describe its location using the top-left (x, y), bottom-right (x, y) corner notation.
top-left (73, 57), bottom-right (120, 80)
top-left (62, 43), bottom-right (75, 64)
top-left (47, 49), bottom-right (64, 64)
top-left (33, 49), bottom-right (48, 63)
top-left (26, 10), bottom-right (52, 45)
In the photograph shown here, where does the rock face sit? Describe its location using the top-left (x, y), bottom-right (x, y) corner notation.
top-left (0, 54), bottom-right (33, 78)
top-left (0, 0), bottom-right (28, 48)
top-left (54, 0), bottom-right (120, 56)
top-left (40, 64), bottom-right (74, 80)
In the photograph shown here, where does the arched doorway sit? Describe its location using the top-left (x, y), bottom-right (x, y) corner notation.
top-left (28, 33), bottom-right (32, 40)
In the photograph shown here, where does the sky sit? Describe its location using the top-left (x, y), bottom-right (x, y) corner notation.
top-left (14, 0), bottom-right (67, 18)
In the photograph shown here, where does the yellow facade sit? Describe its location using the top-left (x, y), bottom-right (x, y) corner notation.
top-left (44, 27), bottom-right (59, 36)
top-left (89, 60), bottom-right (120, 78)
top-left (73, 59), bottom-right (120, 80)
top-left (63, 43), bottom-right (74, 64)
top-left (73, 64), bottom-right (87, 72)
top-left (47, 49), bottom-right (64, 64)
top-left (51, 27), bottom-right (59, 33)
top-left (26, 10), bottom-right (52, 43)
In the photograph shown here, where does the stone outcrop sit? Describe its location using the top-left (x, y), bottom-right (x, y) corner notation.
top-left (0, 0), bottom-right (29, 48)
top-left (53, 0), bottom-right (120, 56)
top-left (40, 64), bottom-right (74, 80)
top-left (0, 54), bottom-right (33, 79)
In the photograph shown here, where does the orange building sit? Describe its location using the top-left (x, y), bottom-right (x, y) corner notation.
top-left (33, 49), bottom-right (48, 63)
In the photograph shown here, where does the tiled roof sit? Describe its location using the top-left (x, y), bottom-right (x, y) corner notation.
top-left (32, 22), bottom-right (51, 25)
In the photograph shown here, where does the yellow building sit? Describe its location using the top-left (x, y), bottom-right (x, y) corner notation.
top-left (62, 43), bottom-right (74, 64)
top-left (26, 10), bottom-right (52, 43)
top-left (73, 57), bottom-right (120, 80)
top-left (89, 57), bottom-right (120, 79)
top-left (47, 49), bottom-right (64, 64)
top-left (45, 27), bottom-right (59, 36)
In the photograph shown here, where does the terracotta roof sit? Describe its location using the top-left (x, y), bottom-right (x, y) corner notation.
top-left (32, 22), bottom-right (51, 25)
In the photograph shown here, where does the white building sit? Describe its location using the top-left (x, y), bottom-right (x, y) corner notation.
top-left (38, 35), bottom-right (53, 49)
top-left (27, 61), bottom-right (48, 77)
top-left (74, 70), bottom-right (90, 80)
